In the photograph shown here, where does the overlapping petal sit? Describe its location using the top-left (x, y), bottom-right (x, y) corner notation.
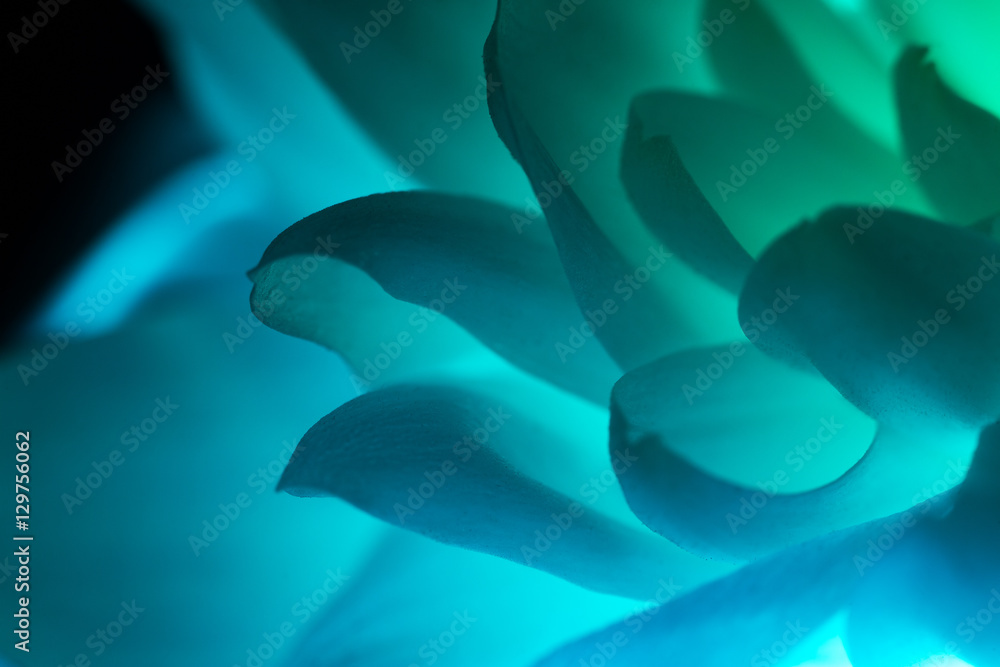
top-left (278, 385), bottom-right (730, 600)
top-left (895, 46), bottom-right (1000, 225)
top-left (607, 345), bottom-right (976, 562)
top-left (248, 191), bottom-right (620, 402)
top-left (740, 207), bottom-right (1000, 431)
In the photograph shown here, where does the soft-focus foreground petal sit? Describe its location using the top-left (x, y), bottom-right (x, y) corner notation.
top-left (249, 191), bottom-right (620, 403)
top-left (532, 496), bottom-right (955, 667)
top-left (484, 13), bottom-right (699, 370)
top-left (740, 207), bottom-right (1000, 431)
top-left (284, 531), bottom-right (637, 666)
top-left (895, 46), bottom-right (1000, 225)
top-left (0, 279), bottom-right (385, 667)
top-left (620, 118), bottom-right (754, 293)
top-left (626, 90), bottom-right (925, 256)
top-left (844, 422), bottom-right (1000, 666)
top-left (236, 0), bottom-right (529, 200)
top-left (610, 345), bottom-right (980, 561)
top-left (278, 385), bottom-right (729, 600)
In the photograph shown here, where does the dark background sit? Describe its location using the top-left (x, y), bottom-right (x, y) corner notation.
top-left (2, 0), bottom-right (213, 344)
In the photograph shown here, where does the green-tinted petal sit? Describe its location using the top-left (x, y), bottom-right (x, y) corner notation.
top-left (895, 46), bottom-right (1000, 224)
top-left (740, 207), bottom-right (1000, 430)
top-left (278, 385), bottom-right (728, 599)
top-left (249, 191), bottom-right (621, 402)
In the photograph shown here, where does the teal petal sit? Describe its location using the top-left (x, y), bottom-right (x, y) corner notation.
top-left (620, 112), bottom-right (754, 293)
top-left (485, 12), bottom-right (697, 370)
top-left (702, 0), bottom-right (816, 114)
top-left (284, 531), bottom-right (636, 666)
top-left (249, 191), bottom-right (621, 403)
top-left (278, 385), bottom-right (728, 600)
top-left (740, 207), bottom-right (1000, 431)
top-left (609, 346), bottom-right (970, 562)
top-left (895, 46), bottom-right (1000, 225)
top-left (532, 499), bottom-right (954, 666)
top-left (627, 90), bottom-right (919, 256)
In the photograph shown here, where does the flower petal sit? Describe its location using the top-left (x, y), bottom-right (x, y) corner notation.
top-left (626, 89), bottom-right (920, 257)
top-left (484, 13), bottom-right (697, 370)
top-left (277, 385), bottom-right (729, 599)
top-left (607, 345), bottom-right (968, 563)
top-left (844, 422), bottom-right (1000, 666)
top-left (532, 499), bottom-right (955, 666)
top-left (250, 0), bottom-right (528, 199)
top-left (620, 111), bottom-right (754, 293)
top-left (895, 46), bottom-right (1000, 225)
top-left (739, 207), bottom-right (1000, 430)
top-left (283, 531), bottom-right (637, 666)
top-left (701, 0), bottom-right (816, 115)
top-left (249, 190), bottom-right (621, 402)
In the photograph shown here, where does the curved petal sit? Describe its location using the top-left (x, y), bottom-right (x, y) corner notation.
top-left (487, 0), bottom-right (746, 354)
top-left (277, 385), bottom-right (729, 600)
top-left (739, 207), bottom-right (1000, 431)
top-left (249, 191), bottom-right (621, 403)
top-left (756, 0), bottom-right (899, 150)
top-left (608, 345), bottom-right (965, 562)
top-left (895, 46), bottom-right (1000, 225)
top-left (284, 531), bottom-right (637, 666)
top-left (701, 0), bottom-right (819, 115)
top-left (248, 0), bottom-right (529, 200)
top-left (628, 90), bottom-right (926, 256)
top-left (620, 114), bottom-right (754, 293)
top-left (484, 12), bottom-right (698, 370)
top-left (870, 0), bottom-right (1000, 120)
top-left (0, 279), bottom-right (387, 667)
top-left (845, 422), bottom-right (1000, 666)
top-left (532, 498), bottom-right (955, 666)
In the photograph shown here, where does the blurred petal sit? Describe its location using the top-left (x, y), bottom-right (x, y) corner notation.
top-left (532, 499), bottom-right (954, 666)
top-left (278, 385), bottom-right (728, 599)
top-left (895, 46), bottom-right (1000, 225)
top-left (739, 207), bottom-right (1000, 431)
top-left (249, 191), bottom-right (620, 403)
top-left (869, 0), bottom-right (1000, 120)
top-left (702, 0), bottom-right (816, 114)
top-left (627, 89), bottom-right (921, 256)
top-left (756, 0), bottom-right (898, 149)
top-left (487, 0), bottom-right (744, 352)
top-left (485, 12), bottom-right (697, 370)
top-left (285, 531), bottom-right (637, 666)
top-left (845, 422), bottom-right (1000, 666)
top-left (0, 279), bottom-right (383, 667)
top-left (620, 113), bottom-right (754, 293)
top-left (250, 0), bottom-right (529, 199)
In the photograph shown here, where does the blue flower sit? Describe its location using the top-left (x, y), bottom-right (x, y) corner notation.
top-left (247, 1), bottom-right (1000, 665)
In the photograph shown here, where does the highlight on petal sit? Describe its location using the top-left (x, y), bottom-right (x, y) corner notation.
top-left (249, 191), bottom-right (621, 402)
top-left (284, 531), bottom-right (637, 667)
top-left (754, 0), bottom-right (899, 149)
top-left (702, 0), bottom-right (816, 114)
top-left (740, 207), bottom-right (1000, 431)
top-left (532, 499), bottom-right (955, 667)
top-left (278, 385), bottom-right (728, 600)
top-left (895, 46), bottom-right (1000, 225)
top-left (845, 422), bottom-right (1000, 667)
top-left (620, 107), bottom-right (754, 293)
top-left (484, 13), bottom-right (696, 371)
top-left (607, 344), bottom-right (971, 562)
top-left (625, 89), bottom-right (920, 257)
